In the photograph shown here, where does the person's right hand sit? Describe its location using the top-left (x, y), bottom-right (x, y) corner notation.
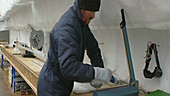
top-left (93, 67), bottom-right (112, 83)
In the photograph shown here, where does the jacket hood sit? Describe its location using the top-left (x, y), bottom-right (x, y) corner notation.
top-left (73, 0), bottom-right (86, 25)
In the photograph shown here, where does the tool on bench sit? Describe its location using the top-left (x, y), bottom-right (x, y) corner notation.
top-left (21, 26), bottom-right (44, 58)
top-left (29, 25), bottom-right (44, 51)
top-left (14, 25), bottom-right (46, 61)
top-left (22, 50), bottom-right (36, 57)
top-left (93, 9), bottom-right (138, 96)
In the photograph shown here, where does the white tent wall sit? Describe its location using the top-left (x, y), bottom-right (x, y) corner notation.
top-left (0, 0), bottom-right (20, 17)
top-left (33, 0), bottom-right (74, 32)
top-left (0, 22), bottom-right (6, 31)
top-left (9, 29), bottom-right (19, 44)
top-left (92, 28), bottom-right (170, 93)
top-left (5, 3), bottom-right (35, 30)
top-left (1, 0), bottom-right (170, 93)
top-left (0, 16), bottom-right (7, 31)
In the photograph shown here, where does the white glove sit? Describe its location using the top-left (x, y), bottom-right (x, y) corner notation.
top-left (93, 67), bottom-right (112, 83)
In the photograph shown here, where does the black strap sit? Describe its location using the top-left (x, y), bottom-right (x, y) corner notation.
top-left (144, 41), bottom-right (162, 78)
top-left (144, 41), bottom-right (160, 69)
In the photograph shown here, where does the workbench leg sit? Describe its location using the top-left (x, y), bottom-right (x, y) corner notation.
top-left (13, 67), bottom-right (16, 93)
top-left (11, 66), bottom-right (14, 87)
top-left (1, 54), bottom-right (4, 71)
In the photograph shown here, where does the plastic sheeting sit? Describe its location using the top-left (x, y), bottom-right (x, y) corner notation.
top-left (0, 0), bottom-right (20, 17)
top-left (1, 0), bottom-right (170, 94)
top-left (1, 0), bottom-right (170, 31)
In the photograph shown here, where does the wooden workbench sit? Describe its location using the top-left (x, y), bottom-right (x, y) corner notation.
top-left (0, 46), bottom-right (146, 96)
top-left (0, 45), bottom-right (43, 95)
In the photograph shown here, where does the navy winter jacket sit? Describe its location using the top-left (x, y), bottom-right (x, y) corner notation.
top-left (37, 0), bottom-right (104, 96)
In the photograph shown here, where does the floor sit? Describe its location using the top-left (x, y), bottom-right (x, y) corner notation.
top-left (0, 68), bottom-right (20, 96)
top-left (0, 68), bottom-right (35, 96)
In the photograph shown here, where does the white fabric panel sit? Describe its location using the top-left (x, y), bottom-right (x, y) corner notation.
top-left (5, 3), bottom-right (35, 30)
top-left (43, 31), bottom-right (50, 55)
top-left (90, 0), bottom-right (170, 30)
top-left (33, 0), bottom-right (74, 32)
top-left (1, 0), bottom-right (170, 93)
top-left (0, 22), bottom-right (6, 31)
top-left (1, 0), bottom-right (170, 30)
top-left (0, 0), bottom-right (20, 17)
top-left (9, 29), bottom-right (19, 44)
top-left (19, 28), bottom-right (31, 45)
top-left (92, 29), bottom-right (129, 82)
top-left (92, 28), bottom-right (170, 93)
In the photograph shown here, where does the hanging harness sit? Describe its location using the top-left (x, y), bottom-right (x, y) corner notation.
top-left (143, 41), bottom-right (162, 79)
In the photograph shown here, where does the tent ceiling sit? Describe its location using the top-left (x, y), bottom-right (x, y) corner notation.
top-left (3, 0), bottom-right (170, 31)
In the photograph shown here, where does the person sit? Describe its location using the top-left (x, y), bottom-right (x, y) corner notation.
top-left (37, 0), bottom-right (112, 96)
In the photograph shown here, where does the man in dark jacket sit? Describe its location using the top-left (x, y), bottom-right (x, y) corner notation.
top-left (37, 0), bottom-right (112, 96)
